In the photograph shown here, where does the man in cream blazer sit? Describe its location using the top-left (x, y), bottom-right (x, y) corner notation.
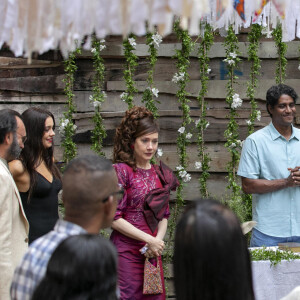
top-left (0, 109), bottom-right (29, 300)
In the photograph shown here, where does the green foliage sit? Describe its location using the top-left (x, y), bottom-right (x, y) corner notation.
top-left (90, 38), bottom-right (107, 156)
top-left (196, 23), bottom-right (214, 197)
top-left (272, 23), bottom-right (287, 84)
top-left (141, 32), bottom-right (161, 118)
top-left (250, 247), bottom-right (300, 267)
top-left (164, 19), bottom-right (193, 276)
top-left (122, 35), bottom-right (138, 109)
top-left (223, 26), bottom-right (242, 200)
top-left (242, 24), bottom-right (263, 221)
top-left (61, 47), bottom-right (81, 164)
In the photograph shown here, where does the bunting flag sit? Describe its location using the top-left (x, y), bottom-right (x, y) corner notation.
top-left (254, 0), bottom-right (270, 21)
top-left (234, 0), bottom-right (245, 21)
top-left (272, 0), bottom-right (286, 19)
top-left (216, 0), bottom-right (227, 20)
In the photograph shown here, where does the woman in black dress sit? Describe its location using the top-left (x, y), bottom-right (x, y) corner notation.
top-left (9, 107), bottom-right (61, 244)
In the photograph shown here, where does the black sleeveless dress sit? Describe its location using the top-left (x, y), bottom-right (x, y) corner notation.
top-left (20, 171), bottom-right (62, 244)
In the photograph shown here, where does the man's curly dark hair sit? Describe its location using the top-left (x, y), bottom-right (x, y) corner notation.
top-left (113, 106), bottom-right (159, 171)
top-left (266, 84), bottom-right (298, 116)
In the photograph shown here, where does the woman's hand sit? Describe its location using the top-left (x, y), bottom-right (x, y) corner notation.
top-left (146, 237), bottom-right (165, 257)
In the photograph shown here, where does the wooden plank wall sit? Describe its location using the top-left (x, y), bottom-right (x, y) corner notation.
top-left (0, 33), bottom-right (300, 202)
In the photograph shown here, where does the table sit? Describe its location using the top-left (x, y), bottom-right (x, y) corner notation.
top-left (252, 259), bottom-right (300, 300)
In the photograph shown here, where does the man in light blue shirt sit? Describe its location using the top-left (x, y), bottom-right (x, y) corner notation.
top-left (238, 84), bottom-right (300, 247)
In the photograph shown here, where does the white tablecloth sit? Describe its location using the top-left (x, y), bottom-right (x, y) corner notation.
top-left (252, 260), bottom-right (300, 300)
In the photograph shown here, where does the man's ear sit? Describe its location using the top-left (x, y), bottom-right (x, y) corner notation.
top-left (102, 195), bottom-right (117, 228)
top-left (4, 132), bottom-right (13, 145)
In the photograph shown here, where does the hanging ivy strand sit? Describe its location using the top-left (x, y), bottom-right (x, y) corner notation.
top-left (90, 38), bottom-right (107, 156)
top-left (141, 32), bottom-right (162, 118)
top-left (272, 23), bottom-right (287, 84)
top-left (164, 20), bottom-right (193, 271)
top-left (196, 23), bottom-right (214, 197)
top-left (122, 34), bottom-right (139, 109)
top-left (243, 24), bottom-right (262, 221)
top-left (60, 47), bottom-right (81, 164)
top-left (223, 26), bottom-right (245, 221)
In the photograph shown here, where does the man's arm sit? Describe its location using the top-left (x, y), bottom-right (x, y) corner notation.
top-left (242, 167), bottom-right (300, 194)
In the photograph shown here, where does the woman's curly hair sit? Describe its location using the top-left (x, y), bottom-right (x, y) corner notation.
top-left (113, 106), bottom-right (159, 170)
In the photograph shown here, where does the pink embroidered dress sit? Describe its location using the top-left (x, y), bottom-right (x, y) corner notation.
top-left (110, 163), bottom-right (169, 300)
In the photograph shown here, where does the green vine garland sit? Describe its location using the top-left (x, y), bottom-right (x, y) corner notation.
top-left (141, 32), bottom-right (162, 118)
top-left (164, 20), bottom-right (193, 269)
top-left (122, 35), bottom-right (138, 109)
top-left (90, 38), bottom-right (107, 156)
top-left (196, 23), bottom-right (214, 197)
top-left (243, 24), bottom-right (262, 221)
top-left (223, 26), bottom-right (245, 221)
top-left (60, 47), bottom-right (81, 164)
top-left (272, 23), bottom-right (287, 84)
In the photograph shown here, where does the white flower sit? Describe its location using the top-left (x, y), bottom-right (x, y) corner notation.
top-left (120, 92), bottom-right (128, 101)
top-left (172, 72), bottom-right (185, 83)
top-left (246, 120), bottom-right (251, 125)
top-left (207, 68), bottom-right (211, 74)
top-left (231, 93), bottom-right (243, 109)
top-left (59, 119), bottom-right (70, 134)
top-left (150, 33), bottom-right (162, 48)
top-left (100, 39), bottom-right (105, 43)
top-left (151, 88), bottom-right (159, 98)
top-left (186, 133), bottom-right (192, 139)
top-left (91, 48), bottom-right (96, 53)
top-left (93, 101), bottom-right (100, 108)
top-left (229, 142), bottom-right (236, 148)
top-left (157, 148), bottom-right (163, 157)
top-left (236, 140), bottom-right (242, 147)
top-left (229, 52), bottom-right (237, 59)
top-left (205, 122), bottom-right (210, 129)
top-left (99, 44), bottom-right (106, 51)
top-left (298, 65), bottom-right (300, 71)
top-left (256, 110), bottom-right (261, 121)
top-left (183, 173), bottom-right (191, 182)
top-left (73, 124), bottom-right (77, 131)
top-left (195, 118), bottom-right (201, 126)
top-left (128, 37), bottom-right (136, 49)
top-left (227, 59), bottom-right (235, 65)
top-left (179, 170), bottom-right (187, 178)
top-left (176, 165), bottom-right (184, 171)
top-left (194, 161), bottom-right (202, 169)
top-left (102, 91), bottom-right (107, 98)
top-left (178, 127), bottom-right (185, 134)
top-left (89, 95), bottom-right (93, 101)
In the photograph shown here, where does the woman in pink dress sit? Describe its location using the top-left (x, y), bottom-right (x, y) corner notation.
top-left (110, 106), bottom-right (179, 300)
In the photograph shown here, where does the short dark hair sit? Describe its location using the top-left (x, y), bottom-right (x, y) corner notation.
top-left (62, 155), bottom-right (116, 212)
top-left (0, 109), bottom-right (22, 144)
top-left (266, 84), bottom-right (298, 116)
top-left (174, 199), bottom-right (254, 300)
top-left (31, 234), bottom-right (118, 300)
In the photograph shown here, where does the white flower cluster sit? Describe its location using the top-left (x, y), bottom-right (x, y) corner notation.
top-left (186, 133), bottom-right (192, 139)
top-left (150, 33), bottom-right (162, 48)
top-left (89, 92), bottom-right (107, 108)
top-left (207, 68), bottom-right (211, 74)
top-left (91, 39), bottom-right (106, 53)
top-left (128, 37), bottom-right (136, 49)
top-left (148, 87), bottom-right (159, 97)
top-left (59, 119), bottom-right (77, 135)
top-left (157, 148), bottom-right (163, 157)
top-left (194, 161), bottom-right (202, 169)
top-left (176, 165), bottom-right (191, 182)
top-left (120, 92), bottom-right (128, 102)
top-left (246, 119), bottom-right (252, 125)
top-left (195, 118), bottom-right (209, 129)
top-left (223, 51), bottom-right (238, 65)
top-left (172, 72), bottom-right (185, 83)
top-left (178, 127), bottom-right (192, 139)
top-left (231, 93), bottom-right (243, 109)
top-left (228, 140), bottom-right (243, 149)
top-left (256, 110), bottom-right (261, 121)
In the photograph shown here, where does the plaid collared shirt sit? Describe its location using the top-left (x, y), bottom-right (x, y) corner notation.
top-left (10, 219), bottom-right (86, 300)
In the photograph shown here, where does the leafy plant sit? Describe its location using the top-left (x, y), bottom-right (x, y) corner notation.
top-left (60, 47), bottom-right (81, 164)
top-left (196, 23), bottom-right (214, 197)
top-left (90, 38), bottom-right (107, 156)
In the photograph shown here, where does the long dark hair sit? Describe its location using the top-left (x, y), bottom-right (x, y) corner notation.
top-left (113, 106), bottom-right (159, 170)
top-left (20, 107), bottom-right (61, 200)
top-left (174, 199), bottom-right (254, 300)
top-left (31, 234), bottom-right (118, 300)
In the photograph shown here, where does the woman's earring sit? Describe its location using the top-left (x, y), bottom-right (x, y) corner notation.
top-left (130, 144), bottom-right (134, 150)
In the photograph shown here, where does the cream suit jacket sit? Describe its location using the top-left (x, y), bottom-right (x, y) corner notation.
top-left (0, 159), bottom-right (29, 300)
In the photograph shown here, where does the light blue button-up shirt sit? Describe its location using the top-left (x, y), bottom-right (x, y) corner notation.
top-left (238, 122), bottom-right (300, 237)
